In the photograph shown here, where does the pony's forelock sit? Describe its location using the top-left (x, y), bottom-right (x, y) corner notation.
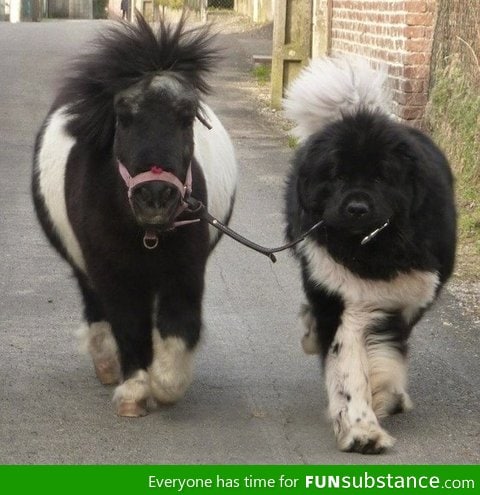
top-left (57, 12), bottom-right (219, 150)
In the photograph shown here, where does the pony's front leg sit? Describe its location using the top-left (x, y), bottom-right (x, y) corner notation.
top-left (102, 292), bottom-right (154, 417)
top-left (148, 283), bottom-right (203, 405)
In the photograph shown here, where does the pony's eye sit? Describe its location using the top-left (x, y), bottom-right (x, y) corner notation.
top-left (179, 111), bottom-right (195, 128)
top-left (116, 109), bottom-right (133, 128)
top-left (115, 98), bottom-right (134, 127)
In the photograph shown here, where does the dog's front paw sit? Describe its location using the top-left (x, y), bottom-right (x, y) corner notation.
top-left (337, 421), bottom-right (395, 454)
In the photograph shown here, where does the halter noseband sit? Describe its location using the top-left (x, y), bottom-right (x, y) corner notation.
top-left (118, 161), bottom-right (199, 249)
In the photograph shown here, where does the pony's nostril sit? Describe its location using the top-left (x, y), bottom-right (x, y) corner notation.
top-left (139, 186), bottom-right (152, 203)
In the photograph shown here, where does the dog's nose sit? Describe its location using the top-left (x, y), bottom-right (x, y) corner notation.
top-left (345, 199), bottom-right (370, 218)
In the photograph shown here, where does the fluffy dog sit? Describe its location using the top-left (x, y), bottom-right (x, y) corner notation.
top-left (284, 57), bottom-right (456, 454)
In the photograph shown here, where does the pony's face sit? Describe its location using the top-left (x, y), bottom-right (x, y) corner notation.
top-left (114, 73), bottom-right (198, 230)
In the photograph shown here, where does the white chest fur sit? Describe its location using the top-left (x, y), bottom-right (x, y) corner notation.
top-left (300, 239), bottom-right (439, 319)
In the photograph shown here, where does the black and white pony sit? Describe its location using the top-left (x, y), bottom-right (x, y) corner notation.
top-left (32, 15), bottom-right (237, 417)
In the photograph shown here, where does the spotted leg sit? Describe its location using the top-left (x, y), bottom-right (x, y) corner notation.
top-left (325, 308), bottom-right (395, 454)
top-left (366, 314), bottom-right (413, 418)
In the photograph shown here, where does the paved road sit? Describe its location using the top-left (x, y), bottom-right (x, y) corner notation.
top-left (0, 20), bottom-right (478, 464)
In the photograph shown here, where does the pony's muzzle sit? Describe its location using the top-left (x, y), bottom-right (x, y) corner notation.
top-left (131, 182), bottom-right (181, 228)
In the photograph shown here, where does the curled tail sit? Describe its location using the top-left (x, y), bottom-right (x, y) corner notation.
top-left (284, 57), bottom-right (389, 141)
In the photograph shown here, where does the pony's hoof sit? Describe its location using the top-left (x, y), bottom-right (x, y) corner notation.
top-left (94, 359), bottom-right (121, 385)
top-left (116, 400), bottom-right (148, 417)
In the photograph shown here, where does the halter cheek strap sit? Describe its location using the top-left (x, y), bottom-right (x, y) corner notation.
top-left (118, 160), bottom-right (199, 249)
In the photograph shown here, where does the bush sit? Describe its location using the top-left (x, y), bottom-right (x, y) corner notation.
top-left (425, 56), bottom-right (480, 277)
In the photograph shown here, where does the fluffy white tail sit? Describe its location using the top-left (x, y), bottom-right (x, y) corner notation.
top-left (284, 57), bottom-right (389, 141)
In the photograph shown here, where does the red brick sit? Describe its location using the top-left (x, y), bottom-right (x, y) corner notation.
top-left (404, 52), bottom-right (428, 64)
top-left (391, 77), bottom-right (425, 93)
top-left (406, 12), bottom-right (434, 26)
top-left (394, 91), bottom-right (429, 106)
top-left (405, 26), bottom-right (426, 38)
top-left (397, 105), bottom-right (425, 120)
top-left (405, 1), bottom-right (427, 13)
top-left (405, 38), bottom-right (431, 52)
top-left (403, 64), bottom-right (429, 79)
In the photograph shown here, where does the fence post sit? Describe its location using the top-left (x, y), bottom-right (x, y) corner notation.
top-left (271, 0), bottom-right (313, 109)
top-left (311, 0), bottom-right (331, 58)
top-left (200, 0), bottom-right (207, 22)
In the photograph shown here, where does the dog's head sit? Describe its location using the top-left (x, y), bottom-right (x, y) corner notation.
top-left (295, 111), bottom-right (424, 241)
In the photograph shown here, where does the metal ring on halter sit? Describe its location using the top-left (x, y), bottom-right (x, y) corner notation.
top-left (143, 232), bottom-right (159, 250)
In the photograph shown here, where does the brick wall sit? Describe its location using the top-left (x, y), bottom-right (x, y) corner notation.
top-left (324, 0), bottom-right (436, 124)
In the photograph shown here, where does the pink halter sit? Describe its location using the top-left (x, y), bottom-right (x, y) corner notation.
top-left (118, 161), bottom-right (199, 249)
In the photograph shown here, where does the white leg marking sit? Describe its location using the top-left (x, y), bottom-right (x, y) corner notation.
top-left (77, 321), bottom-right (120, 385)
top-left (325, 309), bottom-right (395, 454)
top-left (113, 370), bottom-right (151, 417)
top-left (148, 331), bottom-right (193, 404)
top-left (36, 106), bottom-right (86, 272)
top-left (366, 334), bottom-right (413, 418)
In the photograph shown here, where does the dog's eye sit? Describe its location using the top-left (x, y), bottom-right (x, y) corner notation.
top-left (374, 177), bottom-right (383, 184)
top-left (337, 174), bottom-right (348, 182)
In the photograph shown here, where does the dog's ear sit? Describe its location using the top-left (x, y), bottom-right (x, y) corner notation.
top-left (295, 145), bottom-right (318, 212)
top-left (395, 141), bottom-right (427, 213)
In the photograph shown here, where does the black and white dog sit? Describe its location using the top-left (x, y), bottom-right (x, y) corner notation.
top-left (284, 57), bottom-right (456, 453)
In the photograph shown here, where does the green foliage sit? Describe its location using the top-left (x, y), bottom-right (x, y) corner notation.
top-left (251, 64), bottom-right (271, 85)
top-left (287, 135), bottom-right (298, 149)
top-left (426, 57), bottom-right (480, 275)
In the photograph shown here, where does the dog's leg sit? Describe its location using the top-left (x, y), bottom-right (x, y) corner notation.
top-left (299, 303), bottom-right (321, 354)
top-left (325, 308), bottom-right (395, 454)
top-left (366, 314), bottom-right (413, 418)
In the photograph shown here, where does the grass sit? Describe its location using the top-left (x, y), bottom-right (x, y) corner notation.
top-left (251, 64), bottom-right (271, 85)
top-left (425, 56), bottom-right (480, 280)
top-left (287, 135), bottom-right (298, 149)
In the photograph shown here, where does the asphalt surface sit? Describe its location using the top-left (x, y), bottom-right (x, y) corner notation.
top-left (0, 19), bottom-right (479, 464)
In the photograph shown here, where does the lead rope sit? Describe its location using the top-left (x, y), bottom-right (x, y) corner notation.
top-left (184, 197), bottom-right (324, 263)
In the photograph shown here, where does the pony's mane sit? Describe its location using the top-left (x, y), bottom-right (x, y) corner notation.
top-left (57, 13), bottom-right (219, 150)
